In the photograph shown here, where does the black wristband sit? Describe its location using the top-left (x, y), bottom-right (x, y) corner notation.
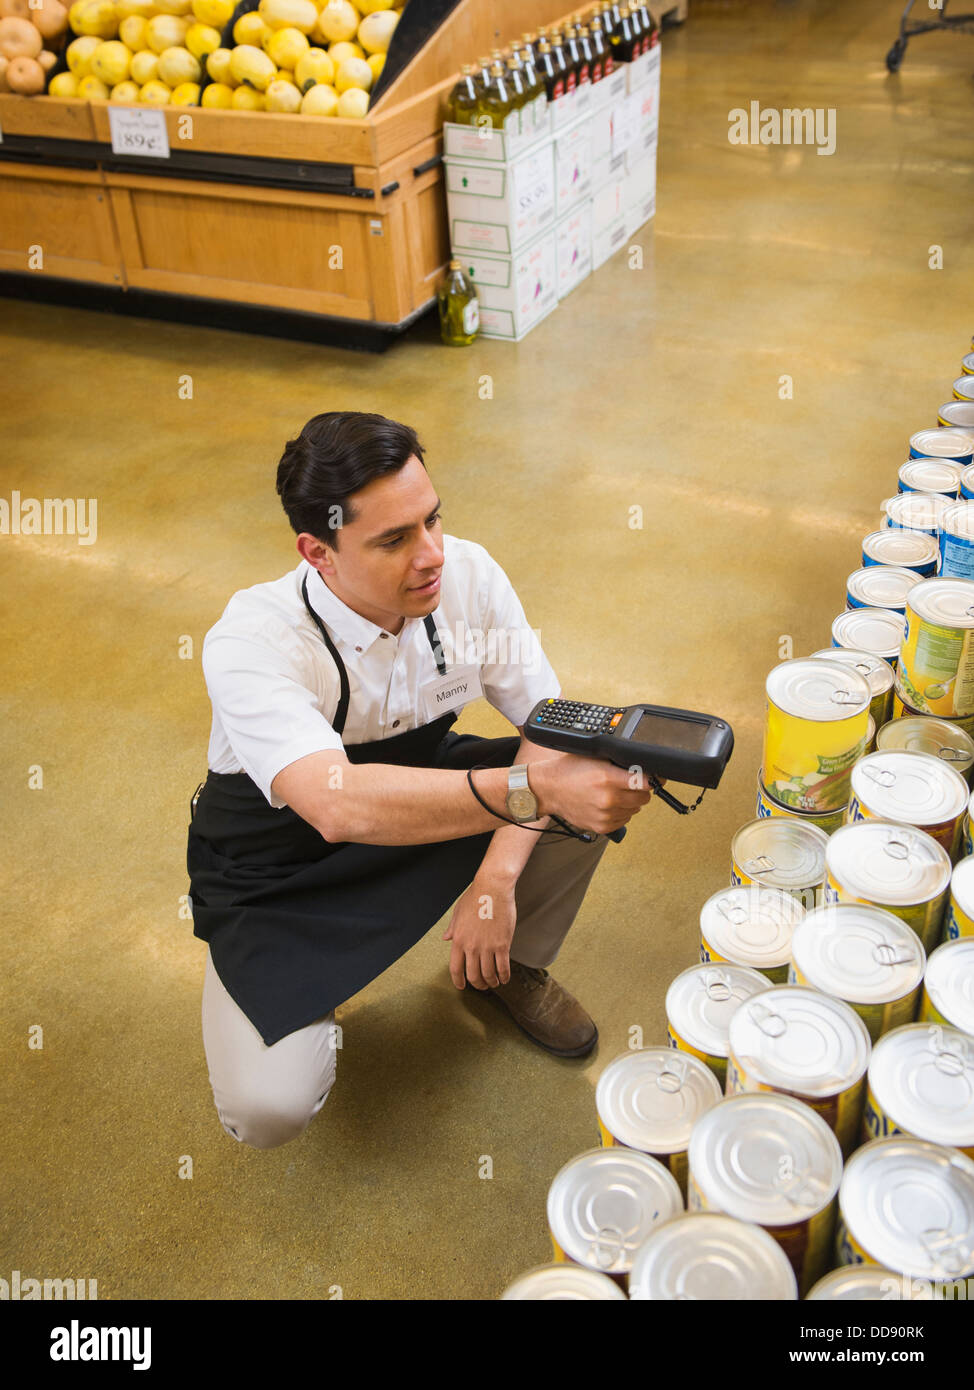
top-left (465, 766), bottom-right (585, 840)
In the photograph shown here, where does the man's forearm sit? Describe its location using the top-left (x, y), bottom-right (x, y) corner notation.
top-left (322, 751), bottom-right (556, 847)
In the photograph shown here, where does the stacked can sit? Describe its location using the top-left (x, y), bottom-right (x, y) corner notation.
top-left (628, 1212), bottom-right (798, 1301)
top-left (824, 821), bottom-right (951, 951)
top-left (861, 527), bottom-right (939, 576)
top-left (846, 749), bottom-right (969, 863)
top-left (836, 1138), bottom-right (974, 1282)
top-left (725, 986), bottom-right (871, 1157)
top-left (594, 1048), bottom-right (723, 1195)
top-left (832, 607), bottom-right (906, 666)
top-left (897, 457), bottom-right (962, 497)
top-left (893, 578), bottom-right (974, 739)
top-left (807, 1264), bottom-right (934, 1300)
top-left (500, 1265), bottom-right (628, 1299)
top-left (920, 938), bottom-right (974, 1034)
top-left (876, 716), bottom-right (974, 787)
top-left (699, 885), bottom-right (806, 982)
top-left (861, 1022), bottom-right (974, 1156)
top-left (845, 565), bottom-right (921, 615)
top-left (940, 401), bottom-right (974, 431)
top-left (761, 658), bottom-right (870, 825)
top-left (909, 427), bottom-right (974, 465)
top-left (665, 962), bottom-right (770, 1086)
top-left (939, 501), bottom-right (974, 582)
top-left (788, 903), bottom-right (925, 1044)
top-left (882, 490), bottom-right (950, 537)
top-left (730, 822), bottom-right (829, 912)
top-left (545, 1147), bottom-right (683, 1289)
top-left (687, 1092), bottom-right (843, 1296)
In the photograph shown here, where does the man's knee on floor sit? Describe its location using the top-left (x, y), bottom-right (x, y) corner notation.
top-left (217, 1074), bottom-right (335, 1149)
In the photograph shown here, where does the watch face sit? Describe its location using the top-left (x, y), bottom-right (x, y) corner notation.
top-left (508, 789), bottom-right (538, 820)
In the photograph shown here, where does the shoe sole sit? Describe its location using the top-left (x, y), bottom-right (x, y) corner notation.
top-left (465, 985), bottom-right (599, 1059)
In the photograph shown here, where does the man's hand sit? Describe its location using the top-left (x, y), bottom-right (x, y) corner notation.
top-left (443, 875), bottom-right (518, 990)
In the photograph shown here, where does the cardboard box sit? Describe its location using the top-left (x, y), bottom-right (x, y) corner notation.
top-left (445, 140), bottom-right (555, 255)
top-left (555, 201), bottom-right (593, 299)
top-left (549, 86), bottom-right (578, 131)
top-left (443, 117), bottom-right (550, 165)
top-left (464, 229), bottom-right (559, 341)
top-left (624, 142), bottom-right (658, 236)
top-left (626, 43), bottom-right (661, 95)
top-left (591, 65), bottom-right (628, 111)
top-left (553, 117), bottom-right (593, 216)
top-left (610, 90), bottom-right (642, 159)
top-left (591, 147), bottom-right (626, 192)
top-left (591, 173), bottom-right (626, 237)
top-left (592, 215), bottom-right (628, 270)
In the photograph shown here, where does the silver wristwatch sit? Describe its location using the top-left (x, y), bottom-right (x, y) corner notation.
top-left (505, 764), bottom-right (539, 823)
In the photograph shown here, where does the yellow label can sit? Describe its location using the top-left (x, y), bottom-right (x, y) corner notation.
top-left (898, 579), bottom-right (974, 718)
top-left (763, 660), bottom-right (870, 814)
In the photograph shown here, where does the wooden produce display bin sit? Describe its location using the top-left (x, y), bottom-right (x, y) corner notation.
top-left (0, 0), bottom-right (602, 341)
top-left (0, 94), bottom-right (124, 287)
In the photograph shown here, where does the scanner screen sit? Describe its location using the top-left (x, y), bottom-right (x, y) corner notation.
top-left (632, 712), bottom-right (709, 752)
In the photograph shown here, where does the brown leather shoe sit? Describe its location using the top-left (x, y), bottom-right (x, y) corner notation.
top-left (469, 961), bottom-right (598, 1058)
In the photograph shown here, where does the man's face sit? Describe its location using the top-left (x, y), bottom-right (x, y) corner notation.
top-left (299, 455), bottom-right (444, 633)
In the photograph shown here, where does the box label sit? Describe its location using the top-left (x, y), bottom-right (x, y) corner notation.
top-left (446, 163), bottom-right (506, 197)
top-left (452, 220), bottom-right (511, 254)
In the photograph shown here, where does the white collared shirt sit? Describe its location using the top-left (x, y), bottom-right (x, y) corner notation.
top-left (201, 533), bottom-right (562, 808)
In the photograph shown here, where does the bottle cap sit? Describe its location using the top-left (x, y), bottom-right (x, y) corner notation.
top-left (448, 258), bottom-right (461, 270)
top-left (489, 60), bottom-right (504, 75)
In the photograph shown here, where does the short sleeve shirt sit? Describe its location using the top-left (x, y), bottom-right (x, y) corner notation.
top-left (201, 533), bottom-right (562, 809)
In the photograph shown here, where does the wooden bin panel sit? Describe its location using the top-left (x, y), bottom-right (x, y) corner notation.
top-left (0, 163), bottom-right (122, 285)
top-left (89, 103), bottom-right (376, 168)
top-left (104, 173), bottom-right (380, 320)
top-left (0, 94), bottom-right (96, 141)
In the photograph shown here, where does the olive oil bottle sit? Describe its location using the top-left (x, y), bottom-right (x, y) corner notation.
top-left (548, 29), bottom-right (576, 93)
top-left (438, 260), bottom-right (479, 346)
top-left (576, 23), bottom-right (596, 84)
top-left (611, 4), bottom-right (637, 62)
top-left (505, 55), bottom-right (530, 134)
top-left (447, 65), bottom-right (479, 125)
top-left (590, 14), bottom-right (612, 77)
top-left (535, 37), bottom-right (566, 102)
top-left (478, 59), bottom-right (515, 131)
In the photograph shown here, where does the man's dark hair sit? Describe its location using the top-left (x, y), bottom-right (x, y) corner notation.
top-left (276, 412), bottom-right (426, 548)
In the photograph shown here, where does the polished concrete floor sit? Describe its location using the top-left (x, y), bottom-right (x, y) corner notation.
top-left (3, 0), bottom-right (974, 1302)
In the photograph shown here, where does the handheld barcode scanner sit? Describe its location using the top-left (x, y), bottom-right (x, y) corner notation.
top-left (524, 697), bottom-right (735, 843)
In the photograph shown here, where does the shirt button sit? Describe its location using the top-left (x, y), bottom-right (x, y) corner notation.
top-left (392, 720), bottom-right (400, 728)
top-left (380, 633), bottom-right (388, 639)
top-left (355, 646), bottom-right (363, 652)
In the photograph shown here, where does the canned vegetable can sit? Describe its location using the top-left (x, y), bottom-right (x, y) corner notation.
top-left (665, 961), bottom-right (770, 1086)
top-left (788, 903), bottom-right (925, 1043)
top-left (628, 1212), bottom-right (798, 1300)
top-left (809, 647), bottom-right (894, 728)
top-left (921, 937), bottom-right (974, 1034)
top-left (944, 855), bottom-right (974, 940)
top-left (897, 458), bottom-right (962, 497)
top-left (726, 985), bottom-right (871, 1156)
top-left (547, 1146), bottom-right (683, 1283)
top-left (847, 749), bottom-right (969, 862)
top-left (939, 501), bottom-right (974, 582)
top-left (824, 821), bottom-right (951, 951)
top-left (885, 490), bottom-right (951, 537)
top-left (861, 528), bottom-right (939, 575)
top-left (846, 566), bottom-right (921, 615)
top-left (909, 427), bottom-right (974, 465)
top-left (595, 1047), bottom-right (723, 1196)
top-left (806, 1263), bottom-right (935, 1300)
top-left (687, 1092), bottom-right (843, 1296)
top-left (940, 402), bottom-right (974, 431)
top-left (897, 577), bottom-right (974, 719)
top-left (861, 1022), bottom-right (974, 1155)
top-left (763, 659), bottom-right (870, 814)
top-left (837, 1137), bottom-right (974, 1280)
top-left (499, 1264), bottom-right (628, 1299)
top-left (875, 715), bottom-right (974, 786)
top-left (701, 885), bottom-right (807, 982)
top-left (831, 608), bottom-right (905, 665)
top-left (730, 820), bottom-right (827, 913)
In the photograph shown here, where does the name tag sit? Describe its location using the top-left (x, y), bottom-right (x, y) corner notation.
top-left (422, 664), bottom-right (484, 720)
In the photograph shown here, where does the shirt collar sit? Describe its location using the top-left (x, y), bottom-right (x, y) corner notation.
top-left (300, 562), bottom-right (421, 652)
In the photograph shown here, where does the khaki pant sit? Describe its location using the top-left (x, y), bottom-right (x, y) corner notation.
top-left (201, 823), bottom-right (609, 1149)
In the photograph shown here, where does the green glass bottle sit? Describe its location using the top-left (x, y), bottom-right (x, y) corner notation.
top-left (447, 64), bottom-right (479, 125)
top-left (478, 59), bottom-right (514, 131)
top-left (438, 259), bottom-right (479, 347)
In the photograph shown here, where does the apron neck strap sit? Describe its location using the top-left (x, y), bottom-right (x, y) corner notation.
top-left (300, 573), bottom-right (449, 731)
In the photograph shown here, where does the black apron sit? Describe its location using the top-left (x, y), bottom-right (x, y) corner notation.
top-left (186, 574), bottom-right (521, 1046)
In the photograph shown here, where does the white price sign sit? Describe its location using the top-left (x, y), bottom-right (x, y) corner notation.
top-left (108, 106), bottom-right (170, 158)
